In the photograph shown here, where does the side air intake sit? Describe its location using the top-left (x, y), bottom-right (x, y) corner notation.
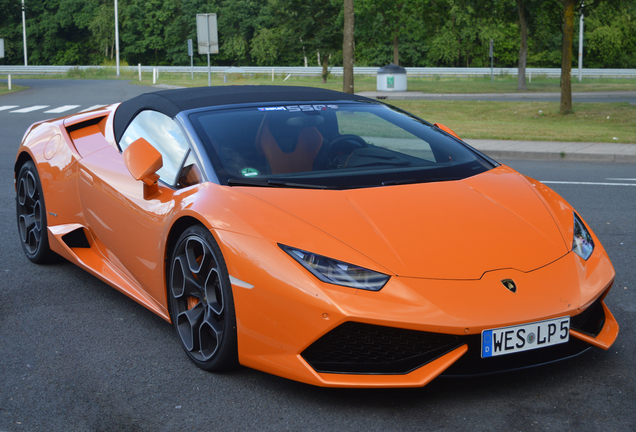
top-left (62, 227), bottom-right (91, 249)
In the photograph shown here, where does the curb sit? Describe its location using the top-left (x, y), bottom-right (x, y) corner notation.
top-left (480, 150), bottom-right (636, 163)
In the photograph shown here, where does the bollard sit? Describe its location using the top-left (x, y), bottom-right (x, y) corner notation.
top-left (138, 63), bottom-right (141, 81)
top-left (153, 68), bottom-right (156, 84)
top-left (272, 68), bottom-right (274, 82)
top-left (8, 74), bottom-right (11, 90)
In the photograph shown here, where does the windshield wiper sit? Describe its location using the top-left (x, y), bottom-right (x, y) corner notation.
top-left (227, 178), bottom-right (331, 189)
top-left (381, 176), bottom-right (463, 186)
top-left (381, 178), bottom-right (419, 186)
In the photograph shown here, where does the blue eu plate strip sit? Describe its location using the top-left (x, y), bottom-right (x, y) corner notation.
top-left (482, 330), bottom-right (493, 358)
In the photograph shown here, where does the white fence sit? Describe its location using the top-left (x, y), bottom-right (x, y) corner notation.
top-left (1, 65), bottom-right (635, 78)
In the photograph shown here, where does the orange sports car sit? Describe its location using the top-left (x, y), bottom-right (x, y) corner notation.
top-left (15, 86), bottom-right (618, 387)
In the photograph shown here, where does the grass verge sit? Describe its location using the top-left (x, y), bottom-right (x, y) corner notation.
top-left (8, 68), bottom-right (636, 93)
top-left (131, 72), bottom-right (636, 93)
top-left (388, 100), bottom-right (636, 143)
top-left (0, 84), bottom-right (27, 95)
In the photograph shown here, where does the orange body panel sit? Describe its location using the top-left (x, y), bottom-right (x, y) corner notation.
top-left (14, 104), bottom-right (619, 388)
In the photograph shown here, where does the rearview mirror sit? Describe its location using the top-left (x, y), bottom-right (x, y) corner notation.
top-left (123, 138), bottom-right (163, 199)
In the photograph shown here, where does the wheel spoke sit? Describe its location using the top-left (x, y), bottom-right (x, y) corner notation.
top-left (19, 213), bottom-right (35, 243)
top-left (185, 237), bottom-right (206, 274)
top-left (25, 171), bottom-right (37, 200)
top-left (204, 268), bottom-right (224, 316)
top-left (27, 225), bottom-right (41, 252)
top-left (176, 303), bottom-right (204, 352)
top-left (17, 177), bottom-right (30, 207)
top-left (185, 237), bottom-right (216, 278)
top-left (199, 313), bottom-right (223, 360)
top-left (171, 255), bottom-right (203, 299)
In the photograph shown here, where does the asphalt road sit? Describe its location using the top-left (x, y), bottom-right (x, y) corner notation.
top-left (0, 80), bottom-right (634, 432)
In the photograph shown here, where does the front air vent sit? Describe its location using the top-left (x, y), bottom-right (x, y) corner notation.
top-left (570, 297), bottom-right (605, 337)
top-left (301, 321), bottom-right (461, 375)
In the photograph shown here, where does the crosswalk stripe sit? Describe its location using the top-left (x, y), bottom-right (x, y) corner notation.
top-left (44, 105), bottom-right (81, 114)
top-left (10, 105), bottom-right (50, 113)
top-left (80, 105), bottom-right (107, 112)
top-left (0, 105), bottom-right (19, 111)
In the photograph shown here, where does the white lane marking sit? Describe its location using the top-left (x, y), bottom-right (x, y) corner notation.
top-left (44, 105), bottom-right (81, 113)
top-left (10, 105), bottom-right (49, 113)
top-left (0, 105), bottom-right (19, 111)
top-left (541, 181), bottom-right (636, 187)
top-left (605, 178), bottom-right (636, 181)
top-left (80, 104), bottom-right (107, 112)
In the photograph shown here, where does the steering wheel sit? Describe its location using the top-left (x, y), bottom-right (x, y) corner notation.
top-left (314, 134), bottom-right (368, 170)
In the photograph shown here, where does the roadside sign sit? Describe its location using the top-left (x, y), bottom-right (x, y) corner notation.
top-left (196, 14), bottom-right (218, 54)
top-left (188, 39), bottom-right (194, 80)
top-left (0, 39), bottom-right (4, 58)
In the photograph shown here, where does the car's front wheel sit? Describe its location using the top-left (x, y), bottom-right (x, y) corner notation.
top-left (168, 225), bottom-right (238, 371)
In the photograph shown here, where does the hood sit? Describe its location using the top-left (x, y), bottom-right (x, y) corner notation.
top-left (237, 166), bottom-right (569, 280)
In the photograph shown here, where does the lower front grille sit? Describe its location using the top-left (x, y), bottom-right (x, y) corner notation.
top-left (570, 297), bottom-right (605, 337)
top-left (301, 322), bottom-right (461, 374)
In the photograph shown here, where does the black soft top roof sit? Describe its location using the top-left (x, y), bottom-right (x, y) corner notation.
top-left (113, 85), bottom-right (375, 143)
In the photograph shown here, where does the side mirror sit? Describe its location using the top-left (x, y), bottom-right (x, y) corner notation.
top-left (433, 122), bottom-right (461, 140)
top-left (123, 137), bottom-right (163, 199)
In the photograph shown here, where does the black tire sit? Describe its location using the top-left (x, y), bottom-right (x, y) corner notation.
top-left (16, 161), bottom-right (57, 264)
top-left (168, 225), bottom-right (238, 371)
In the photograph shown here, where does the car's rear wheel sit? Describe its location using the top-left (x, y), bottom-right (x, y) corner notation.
top-left (16, 161), bottom-right (57, 263)
top-left (168, 225), bottom-right (238, 371)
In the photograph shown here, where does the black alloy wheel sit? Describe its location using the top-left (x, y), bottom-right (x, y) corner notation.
top-left (168, 225), bottom-right (238, 371)
top-left (16, 161), bottom-right (56, 263)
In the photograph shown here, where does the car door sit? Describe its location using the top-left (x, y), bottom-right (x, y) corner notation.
top-left (77, 110), bottom-right (192, 306)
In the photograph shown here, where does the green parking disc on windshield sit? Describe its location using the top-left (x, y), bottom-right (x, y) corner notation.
top-left (241, 167), bottom-right (260, 177)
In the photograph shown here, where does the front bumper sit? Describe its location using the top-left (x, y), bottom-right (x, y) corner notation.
top-left (221, 231), bottom-right (618, 388)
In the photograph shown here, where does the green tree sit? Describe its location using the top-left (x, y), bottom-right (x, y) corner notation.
top-left (584, 0), bottom-right (636, 68)
top-left (0, 0), bottom-right (23, 64)
top-left (271, 0), bottom-right (342, 81)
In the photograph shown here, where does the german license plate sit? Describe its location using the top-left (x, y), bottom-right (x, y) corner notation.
top-left (481, 316), bottom-right (570, 358)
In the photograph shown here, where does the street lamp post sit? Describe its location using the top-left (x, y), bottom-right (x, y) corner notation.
top-left (578, 2), bottom-right (584, 83)
top-left (21, 0), bottom-right (27, 66)
top-left (115, 0), bottom-right (120, 76)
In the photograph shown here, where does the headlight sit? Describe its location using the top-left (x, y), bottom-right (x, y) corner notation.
top-left (572, 212), bottom-right (594, 260)
top-left (280, 244), bottom-right (390, 291)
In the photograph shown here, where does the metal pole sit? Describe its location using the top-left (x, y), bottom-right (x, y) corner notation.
top-left (489, 39), bottom-right (494, 83)
top-left (578, 3), bottom-right (584, 83)
top-left (21, 0), bottom-right (27, 66)
top-left (191, 54), bottom-right (193, 80)
top-left (207, 52), bottom-right (211, 86)
top-left (114, 0), bottom-right (120, 76)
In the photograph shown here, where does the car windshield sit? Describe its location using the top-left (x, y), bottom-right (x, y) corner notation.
top-left (189, 102), bottom-right (494, 189)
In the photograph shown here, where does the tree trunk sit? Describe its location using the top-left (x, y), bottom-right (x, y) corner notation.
top-left (516, 0), bottom-right (528, 91)
top-left (393, 33), bottom-right (399, 65)
top-left (321, 57), bottom-right (329, 83)
top-left (343, 0), bottom-right (354, 93)
top-left (560, 0), bottom-right (575, 114)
